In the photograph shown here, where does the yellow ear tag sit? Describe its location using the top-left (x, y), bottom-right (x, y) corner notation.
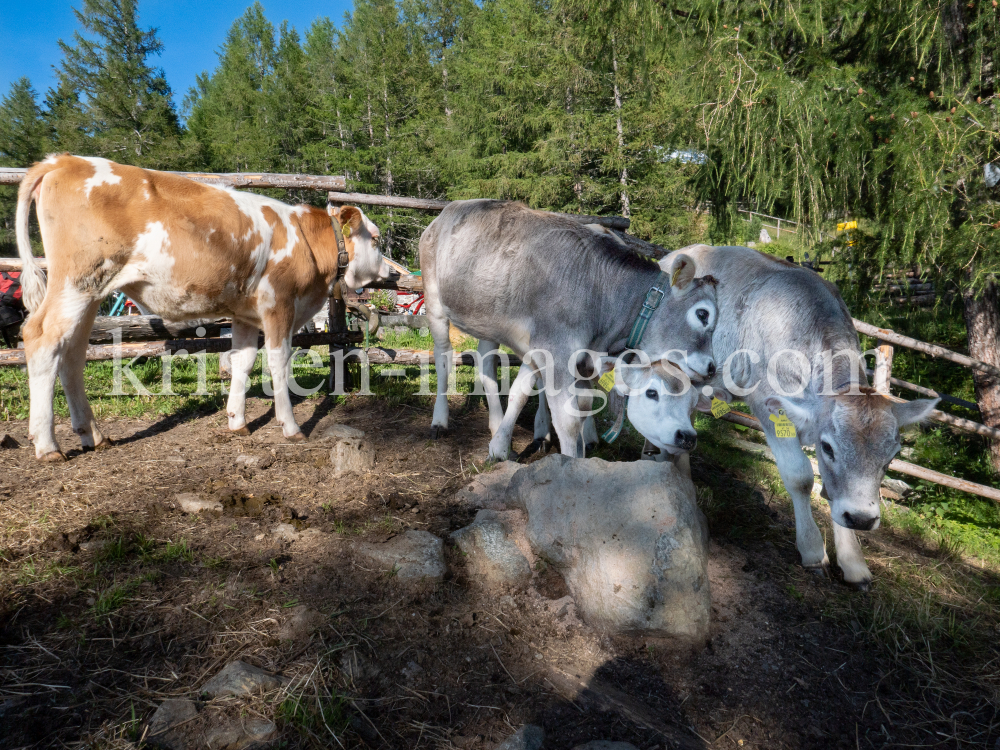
top-left (598, 369), bottom-right (616, 392)
top-left (769, 409), bottom-right (797, 438)
top-left (670, 265), bottom-right (683, 287)
top-left (341, 224), bottom-right (351, 237)
top-left (710, 397), bottom-right (731, 418)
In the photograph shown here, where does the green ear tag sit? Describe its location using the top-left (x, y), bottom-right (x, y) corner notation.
top-left (597, 369), bottom-right (616, 392)
top-left (710, 397), bottom-right (731, 418)
top-left (342, 224), bottom-right (351, 237)
top-left (769, 409), bottom-right (797, 438)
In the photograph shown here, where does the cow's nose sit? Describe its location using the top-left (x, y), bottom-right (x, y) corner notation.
top-left (841, 510), bottom-right (878, 531)
top-left (674, 430), bottom-right (697, 451)
top-left (706, 361), bottom-right (716, 378)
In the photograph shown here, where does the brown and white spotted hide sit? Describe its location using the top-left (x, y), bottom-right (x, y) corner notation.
top-left (15, 154), bottom-right (392, 460)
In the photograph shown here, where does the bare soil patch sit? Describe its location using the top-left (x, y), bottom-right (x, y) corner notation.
top-left (1, 395), bottom-right (997, 749)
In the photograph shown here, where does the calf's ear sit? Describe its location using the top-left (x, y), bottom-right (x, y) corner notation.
top-left (665, 253), bottom-right (696, 292)
top-left (337, 206), bottom-right (364, 233)
top-left (696, 387), bottom-right (731, 413)
top-left (891, 398), bottom-right (939, 427)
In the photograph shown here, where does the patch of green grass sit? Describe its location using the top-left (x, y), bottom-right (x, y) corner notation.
top-left (160, 538), bottom-right (194, 564)
top-left (90, 574), bottom-right (153, 618)
top-left (277, 692), bottom-right (350, 738)
top-left (16, 557), bottom-right (80, 586)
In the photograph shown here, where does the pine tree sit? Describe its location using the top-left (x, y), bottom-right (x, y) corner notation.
top-left (55, 0), bottom-right (186, 166)
top-left (185, 2), bottom-right (281, 172)
top-left (0, 79), bottom-right (51, 250)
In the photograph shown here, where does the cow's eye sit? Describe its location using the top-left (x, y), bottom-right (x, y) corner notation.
top-left (696, 308), bottom-right (710, 325)
top-left (821, 441), bottom-right (835, 461)
top-left (645, 389), bottom-right (659, 401)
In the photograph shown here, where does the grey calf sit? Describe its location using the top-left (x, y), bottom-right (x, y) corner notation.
top-left (419, 199), bottom-right (718, 459)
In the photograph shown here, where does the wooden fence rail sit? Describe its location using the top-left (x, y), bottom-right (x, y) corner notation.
top-left (0, 166), bottom-right (347, 191)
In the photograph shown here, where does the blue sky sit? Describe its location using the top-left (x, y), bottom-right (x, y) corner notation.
top-left (0, 0), bottom-right (353, 109)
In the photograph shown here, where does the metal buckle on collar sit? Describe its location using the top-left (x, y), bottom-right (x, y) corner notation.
top-left (642, 284), bottom-right (665, 311)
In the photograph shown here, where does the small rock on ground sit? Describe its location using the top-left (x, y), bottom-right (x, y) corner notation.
top-left (200, 660), bottom-right (286, 698)
top-left (494, 724), bottom-right (545, 750)
top-left (451, 510), bottom-right (531, 589)
top-left (147, 699), bottom-right (198, 750)
top-left (272, 523), bottom-right (300, 543)
top-left (174, 493), bottom-right (222, 516)
top-left (204, 717), bottom-right (277, 749)
top-left (323, 424), bottom-right (376, 475)
top-left (351, 530), bottom-right (446, 582)
top-left (277, 605), bottom-right (324, 642)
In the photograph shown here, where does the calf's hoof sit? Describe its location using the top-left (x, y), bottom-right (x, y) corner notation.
top-left (39, 451), bottom-right (66, 463)
top-left (93, 437), bottom-right (114, 451)
top-left (285, 432), bottom-right (307, 442)
top-left (429, 425), bottom-right (446, 440)
top-left (230, 426), bottom-right (250, 436)
top-left (845, 576), bottom-right (873, 592)
top-left (803, 562), bottom-right (831, 579)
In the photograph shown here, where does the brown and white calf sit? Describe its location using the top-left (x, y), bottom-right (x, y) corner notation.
top-left (16, 154), bottom-right (391, 460)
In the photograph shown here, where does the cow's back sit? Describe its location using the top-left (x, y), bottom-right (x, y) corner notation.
top-left (674, 245), bottom-right (860, 386)
top-left (421, 200), bottom-right (653, 350)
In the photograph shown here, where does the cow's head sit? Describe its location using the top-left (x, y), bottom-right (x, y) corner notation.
top-left (764, 389), bottom-right (938, 530)
top-left (609, 356), bottom-right (724, 454)
top-left (328, 205), bottom-right (393, 288)
top-left (640, 253), bottom-right (717, 383)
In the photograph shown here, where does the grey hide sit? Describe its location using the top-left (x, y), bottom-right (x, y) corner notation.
top-left (670, 244), bottom-right (938, 589)
top-left (419, 200), bottom-right (718, 460)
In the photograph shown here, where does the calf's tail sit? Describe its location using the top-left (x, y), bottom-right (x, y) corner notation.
top-left (16, 157), bottom-right (58, 313)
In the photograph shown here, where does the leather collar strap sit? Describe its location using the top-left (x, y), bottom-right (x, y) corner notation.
top-left (332, 221), bottom-right (350, 274)
top-left (602, 270), bottom-right (671, 444)
top-left (626, 270), bottom-right (670, 349)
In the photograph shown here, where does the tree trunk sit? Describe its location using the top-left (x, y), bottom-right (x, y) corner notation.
top-left (963, 279), bottom-right (1000, 472)
top-left (611, 39), bottom-right (630, 218)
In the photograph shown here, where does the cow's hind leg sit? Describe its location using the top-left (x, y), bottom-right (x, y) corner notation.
top-left (832, 523), bottom-right (873, 590)
top-left (427, 307), bottom-right (452, 438)
top-left (765, 430), bottom-right (830, 576)
top-left (226, 322), bottom-right (260, 435)
top-left (23, 289), bottom-right (94, 461)
top-left (59, 298), bottom-right (108, 450)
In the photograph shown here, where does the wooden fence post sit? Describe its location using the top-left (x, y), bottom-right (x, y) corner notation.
top-left (874, 339), bottom-right (894, 394)
top-left (328, 282), bottom-right (353, 392)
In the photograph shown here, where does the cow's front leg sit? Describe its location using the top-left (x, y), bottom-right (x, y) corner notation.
top-left (488, 362), bottom-right (538, 461)
top-left (832, 522), bottom-right (873, 590)
top-left (762, 427), bottom-right (830, 576)
top-left (226, 322), bottom-right (260, 435)
top-left (264, 330), bottom-right (303, 440)
top-left (477, 339), bottom-right (505, 435)
top-left (545, 384), bottom-right (587, 458)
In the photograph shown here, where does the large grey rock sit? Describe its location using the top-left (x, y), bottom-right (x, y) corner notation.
top-left (572, 743), bottom-right (640, 750)
top-left (147, 699), bottom-right (199, 750)
top-left (323, 424), bottom-right (376, 475)
top-left (454, 461), bottom-right (520, 510)
top-left (200, 660), bottom-right (285, 698)
top-left (452, 509), bottom-right (532, 589)
top-left (494, 724), bottom-right (545, 750)
top-left (352, 530), bottom-right (446, 582)
top-left (511, 454), bottom-right (710, 638)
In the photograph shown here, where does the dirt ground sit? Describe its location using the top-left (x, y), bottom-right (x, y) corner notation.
top-left (1, 394), bottom-right (998, 749)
